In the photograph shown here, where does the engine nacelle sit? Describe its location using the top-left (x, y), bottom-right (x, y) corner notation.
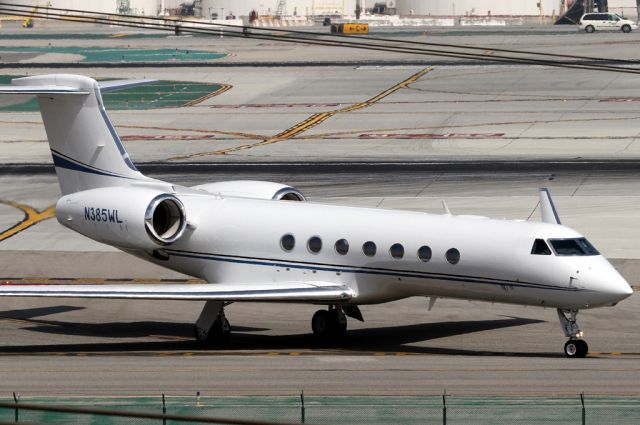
top-left (192, 180), bottom-right (306, 201)
top-left (56, 186), bottom-right (187, 249)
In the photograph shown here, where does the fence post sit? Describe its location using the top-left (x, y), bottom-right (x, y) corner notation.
top-left (580, 393), bottom-right (585, 425)
top-left (300, 390), bottom-right (305, 424)
top-left (13, 392), bottom-right (19, 424)
top-left (442, 390), bottom-right (447, 425)
top-left (162, 393), bottom-right (166, 425)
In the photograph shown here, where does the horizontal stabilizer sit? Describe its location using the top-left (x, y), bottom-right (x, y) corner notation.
top-left (0, 281), bottom-right (355, 302)
top-left (0, 78), bottom-right (157, 95)
top-left (0, 85), bottom-right (89, 95)
top-left (98, 79), bottom-right (158, 92)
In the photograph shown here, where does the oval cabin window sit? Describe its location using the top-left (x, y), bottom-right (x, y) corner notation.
top-left (362, 241), bottom-right (377, 257)
top-left (335, 239), bottom-right (349, 255)
top-left (280, 234), bottom-right (295, 251)
top-left (446, 248), bottom-right (460, 265)
top-left (308, 236), bottom-right (322, 253)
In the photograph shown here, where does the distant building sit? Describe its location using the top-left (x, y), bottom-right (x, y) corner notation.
top-left (8, 0), bottom-right (635, 19)
top-left (199, 0), bottom-right (358, 18)
top-left (392, 0), bottom-right (639, 18)
top-left (2, 0), bottom-right (161, 15)
top-left (3, 0), bottom-right (360, 17)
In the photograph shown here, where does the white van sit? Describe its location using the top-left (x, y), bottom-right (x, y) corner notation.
top-left (579, 13), bottom-right (638, 33)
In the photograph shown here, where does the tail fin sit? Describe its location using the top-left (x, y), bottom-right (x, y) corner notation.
top-left (0, 74), bottom-right (155, 195)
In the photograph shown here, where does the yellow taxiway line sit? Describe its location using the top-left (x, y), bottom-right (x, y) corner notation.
top-left (0, 201), bottom-right (56, 243)
top-left (169, 66), bottom-right (434, 160)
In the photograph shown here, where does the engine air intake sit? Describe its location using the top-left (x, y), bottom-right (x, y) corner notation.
top-left (144, 194), bottom-right (187, 245)
top-left (273, 187), bottom-right (306, 201)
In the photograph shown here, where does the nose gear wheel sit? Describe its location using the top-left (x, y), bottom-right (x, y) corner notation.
top-left (558, 309), bottom-right (588, 358)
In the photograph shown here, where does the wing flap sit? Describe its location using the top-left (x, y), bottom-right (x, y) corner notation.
top-left (0, 281), bottom-right (355, 302)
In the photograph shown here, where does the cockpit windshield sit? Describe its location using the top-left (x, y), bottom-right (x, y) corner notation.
top-left (548, 238), bottom-right (600, 256)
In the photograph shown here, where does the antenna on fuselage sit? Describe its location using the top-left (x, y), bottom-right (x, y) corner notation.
top-left (442, 200), bottom-right (452, 216)
top-left (539, 188), bottom-right (561, 224)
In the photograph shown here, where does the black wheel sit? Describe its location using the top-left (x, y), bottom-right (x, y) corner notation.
top-left (564, 339), bottom-right (588, 358)
top-left (575, 339), bottom-right (589, 358)
top-left (564, 340), bottom-right (578, 357)
top-left (312, 310), bottom-right (331, 338)
top-left (585, 25), bottom-right (595, 33)
top-left (195, 317), bottom-right (230, 346)
top-left (622, 24), bottom-right (631, 33)
top-left (312, 309), bottom-right (347, 339)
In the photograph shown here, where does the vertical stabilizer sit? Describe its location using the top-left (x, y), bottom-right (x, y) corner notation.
top-left (0, 74), bottom-right (155, 195)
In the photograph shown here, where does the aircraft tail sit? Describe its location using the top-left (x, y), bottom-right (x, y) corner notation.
top-left (0, 74), bottom-right (155, 195)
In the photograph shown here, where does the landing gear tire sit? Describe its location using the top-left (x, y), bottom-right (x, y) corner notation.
top-left (557, 309), bottom-right (588, 358)
top-left (312, 308), bottom-right (347, 340)
top-left (195, 317), bottom-right (230, 346)
top-left (312, 310), bottom-right (331, 338)
top-left (564, 339), bottom-right (588, 358)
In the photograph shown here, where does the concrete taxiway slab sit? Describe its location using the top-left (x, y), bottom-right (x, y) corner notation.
top-left (0, 293), bottom-right (638, 395)
top-left (2, 64), bottom-right (640, 163)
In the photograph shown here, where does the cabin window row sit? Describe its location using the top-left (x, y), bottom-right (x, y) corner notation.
top-left (280, 234), bottom-right (460, 264)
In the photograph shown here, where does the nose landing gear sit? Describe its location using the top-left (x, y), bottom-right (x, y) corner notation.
top-left (557, 309), bottom-right (588, 358)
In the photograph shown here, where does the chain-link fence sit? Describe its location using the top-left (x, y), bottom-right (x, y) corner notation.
top-left (1, 394), bottom-right (639, 425)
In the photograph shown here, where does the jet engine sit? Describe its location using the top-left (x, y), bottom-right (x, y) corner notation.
top-left (144, 193), bottom-right (187, 244)
top-left (192, 180), bottom-right (306, 201)
top-left (56, 186), bottom-right (187, 249)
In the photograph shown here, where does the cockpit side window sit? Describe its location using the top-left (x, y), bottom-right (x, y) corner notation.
top-left (531, 239), bottom-right (552, 255)
top-left (549, 238), bottom-right (600, 256)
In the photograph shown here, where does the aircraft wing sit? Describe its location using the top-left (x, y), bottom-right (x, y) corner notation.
top-left (0, 281), bottom-right (355, 302)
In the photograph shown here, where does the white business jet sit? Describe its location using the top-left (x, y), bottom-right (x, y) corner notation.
top-left (0, 75), bottom-right (632, 357)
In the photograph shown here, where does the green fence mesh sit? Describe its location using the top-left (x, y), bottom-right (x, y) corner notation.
top-left (0, 395), bottom-right (638, 425)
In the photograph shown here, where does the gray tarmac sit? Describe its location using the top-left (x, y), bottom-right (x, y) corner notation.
top-left (0, 23), bottom-right (639, 397)
top-left (0, 294), bottom-right (638, 396)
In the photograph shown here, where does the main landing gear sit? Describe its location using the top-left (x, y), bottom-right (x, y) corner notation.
top-left (195, 301), bottom-right (231, 346)
top-left (312, 306), bottom-right (347, 340)
top-left (193, 302), bottom-right (363, 346)
top-left (311, 305), bottom-right (363, 341)
top-left (557, 309), bottom-right (588, 358)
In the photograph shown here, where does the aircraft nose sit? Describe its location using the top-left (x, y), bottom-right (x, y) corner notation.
top-left (599, 269), bottom-right (633, 304)
top-left (585, 259), bottom-right (633, 306)
top-left (615, 278), bottom-right (634, 298)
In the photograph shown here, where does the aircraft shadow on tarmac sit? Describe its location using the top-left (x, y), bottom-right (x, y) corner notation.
top-left (0, 305), bottom-right (551, 357)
